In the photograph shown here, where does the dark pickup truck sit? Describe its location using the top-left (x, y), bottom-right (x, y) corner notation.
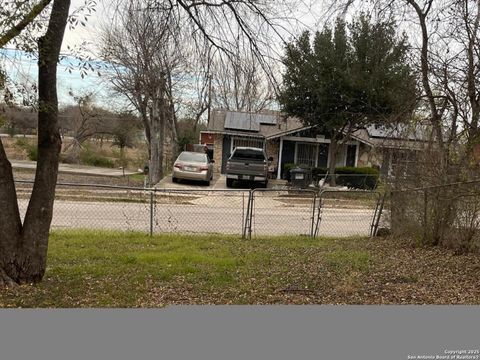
top-left (225, 147), bottom-right (271, 188)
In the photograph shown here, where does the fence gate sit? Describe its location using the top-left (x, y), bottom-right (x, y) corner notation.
top-left (314, 190), bottom-right (382, 238)
top-left (246, 189), bottom-right (317, 238)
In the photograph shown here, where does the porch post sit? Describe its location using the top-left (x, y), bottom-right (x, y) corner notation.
top-left (277, 137), bottom-right (284, 179)
top-left (355, 142), bottom-right (360, 167)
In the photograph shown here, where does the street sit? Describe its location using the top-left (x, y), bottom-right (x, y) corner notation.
top-left (17, 192), bottom-right (376, 237)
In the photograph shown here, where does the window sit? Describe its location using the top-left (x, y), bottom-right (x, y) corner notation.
top-left (346, 145), bottom-right (357, 167)
top-left (293, 142), bottom-right (358, 168)
top-left (232, 137), bottom-right (264, 152)
top-left (231, 148), bottom-right (266, 161)
top-left (177, 152), bottom-right (208, 163)
top-left (296, 143), bottom-right (317, 167)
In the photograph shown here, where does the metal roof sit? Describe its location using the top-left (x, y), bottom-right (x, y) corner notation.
top-left (366, 124), bottom-right (430, 141)
top-left (224, 111), bottom-right (260, 132)
top-left (256, 113), bottom-right (277, 125)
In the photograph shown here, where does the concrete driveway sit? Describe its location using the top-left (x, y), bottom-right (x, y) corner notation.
top-left (156, 173), bottom-right (288, 190)
top-left (157, 173), bottom-right (226, 190)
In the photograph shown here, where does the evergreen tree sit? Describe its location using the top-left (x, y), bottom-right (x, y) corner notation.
top-left (278, 15), bottom-right (417, 184)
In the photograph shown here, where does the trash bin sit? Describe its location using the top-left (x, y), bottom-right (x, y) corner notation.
top-left (289, 167), bottom-right (311, 188)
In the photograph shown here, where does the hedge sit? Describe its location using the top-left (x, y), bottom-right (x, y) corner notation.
top-left (283, 164), bottom-right (379, 189)
top-left (334, 166), bottom-right (379, 189)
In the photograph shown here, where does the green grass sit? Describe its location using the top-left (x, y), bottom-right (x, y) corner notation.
top-left (128, 173), bottom-right (148, 181)
top-left (0, 231), bottom-right (372, 307)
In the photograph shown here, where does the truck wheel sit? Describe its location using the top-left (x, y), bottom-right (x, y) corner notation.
top-left (226, 178), bottom-right (234, 188)
top-left (172, 177), bottom-right (178, 183)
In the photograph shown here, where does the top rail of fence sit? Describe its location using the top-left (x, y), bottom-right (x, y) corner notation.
top-left (15, 179), bottom-right (391, 196)
top-left (251, 188), bottom-right (318, 194)
top-left (14, 180), bottom-right (251, 194)
top-left (387, 179), bottom-right (480, 193)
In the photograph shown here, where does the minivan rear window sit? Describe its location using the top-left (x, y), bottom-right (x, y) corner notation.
top-left (231, 148), bottom-right (265, 161)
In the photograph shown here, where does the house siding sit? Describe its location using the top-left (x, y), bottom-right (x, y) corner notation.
top-left (213, 134), bottom-right (224, 173)
top-left (266, 139), bottom-right (280, 170)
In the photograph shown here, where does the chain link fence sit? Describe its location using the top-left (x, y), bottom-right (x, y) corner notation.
top-left (389, 181), bottom-right (480, 252)
top-left (16, 181), bottom-right (153, 232)
top-left (248, 189), bottom-right (318, 237)
top-left (314, 190), bottom-right (382, 238)
top-left (15, 180), bottom-right (385, 238)
top-left (152, 189), bottom-right (249, 235)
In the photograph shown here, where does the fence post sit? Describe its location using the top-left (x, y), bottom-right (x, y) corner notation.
top-left (310, 192), bottom-right (317, 238)
top-left (248, 190), bottom-right (254, 239)
top-left (313, 190), bottom-right (324, 238)
top-left (243, 190), bottom-right (253, 239)
top-left (370, 192), bottom-right (386, 237)
top-left (423, 189), bottom-right (428, 243)
top-left (149, 190), bottom-right (154, 237)
top-left (242, 192), bottom-right (245, 236)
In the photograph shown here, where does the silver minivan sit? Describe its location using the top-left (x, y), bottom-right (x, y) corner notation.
top-left (172, 151), bottom-right (214, 186)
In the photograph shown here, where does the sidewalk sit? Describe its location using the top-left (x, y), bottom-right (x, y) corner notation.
top-left (11, 160), bottom-right (140, 177)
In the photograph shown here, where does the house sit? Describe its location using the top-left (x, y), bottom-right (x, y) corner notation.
top-left (200, 109), bottom-right (428, 179)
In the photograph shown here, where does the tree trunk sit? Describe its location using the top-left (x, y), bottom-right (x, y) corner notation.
top-left (0, 0), bottom-right (70, 286)
top-left (149, 100), bottom-right (162, 185)
top-left (158, 92), bottom-right (166, 181)
top-left (0, 139), bottom-right (23, 286)
top-left (166, 69), bottom-right (179, 161)
top-left (169, 101), bottom-right (179, 161)
top-left (328, 136), bottom-right (338, 187)
top-left (406, 0), bottom-right (446, 170)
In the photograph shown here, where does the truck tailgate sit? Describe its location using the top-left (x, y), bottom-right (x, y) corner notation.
top-left (227, 160), bottom-right (265, 176)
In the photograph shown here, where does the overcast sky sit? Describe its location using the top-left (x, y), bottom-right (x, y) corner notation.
top-left (3, 0), bottom-right (361, 108)
top-left (42, 0), bottom-right (328, 107)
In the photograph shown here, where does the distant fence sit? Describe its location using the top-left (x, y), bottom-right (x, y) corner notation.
top-left (388, 180), bottom-right (480, 252)
top-left (15, 180), bottom-right (385, 238)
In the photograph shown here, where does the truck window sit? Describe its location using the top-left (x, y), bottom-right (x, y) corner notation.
top-left (231, 149), bottom-right (265, 161)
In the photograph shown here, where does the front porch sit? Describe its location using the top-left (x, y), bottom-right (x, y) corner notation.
top-left (275, 135), bottom-right (362, 179)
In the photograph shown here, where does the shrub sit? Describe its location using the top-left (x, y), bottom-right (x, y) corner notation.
top-left (282, 163), bottom-right (297, 181)
top-left (15, 138), bottom-right (38, 161)
top-left (283, 163), bottom-right (379, 189)
top-left (7, 124), bottom-right (16, 137)
top-left (335, 166), bottom-right (379, 189)
top-left (79, 147), bottom-right (115, 168)
top-left (311, 167), bottom-right (328, 182)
